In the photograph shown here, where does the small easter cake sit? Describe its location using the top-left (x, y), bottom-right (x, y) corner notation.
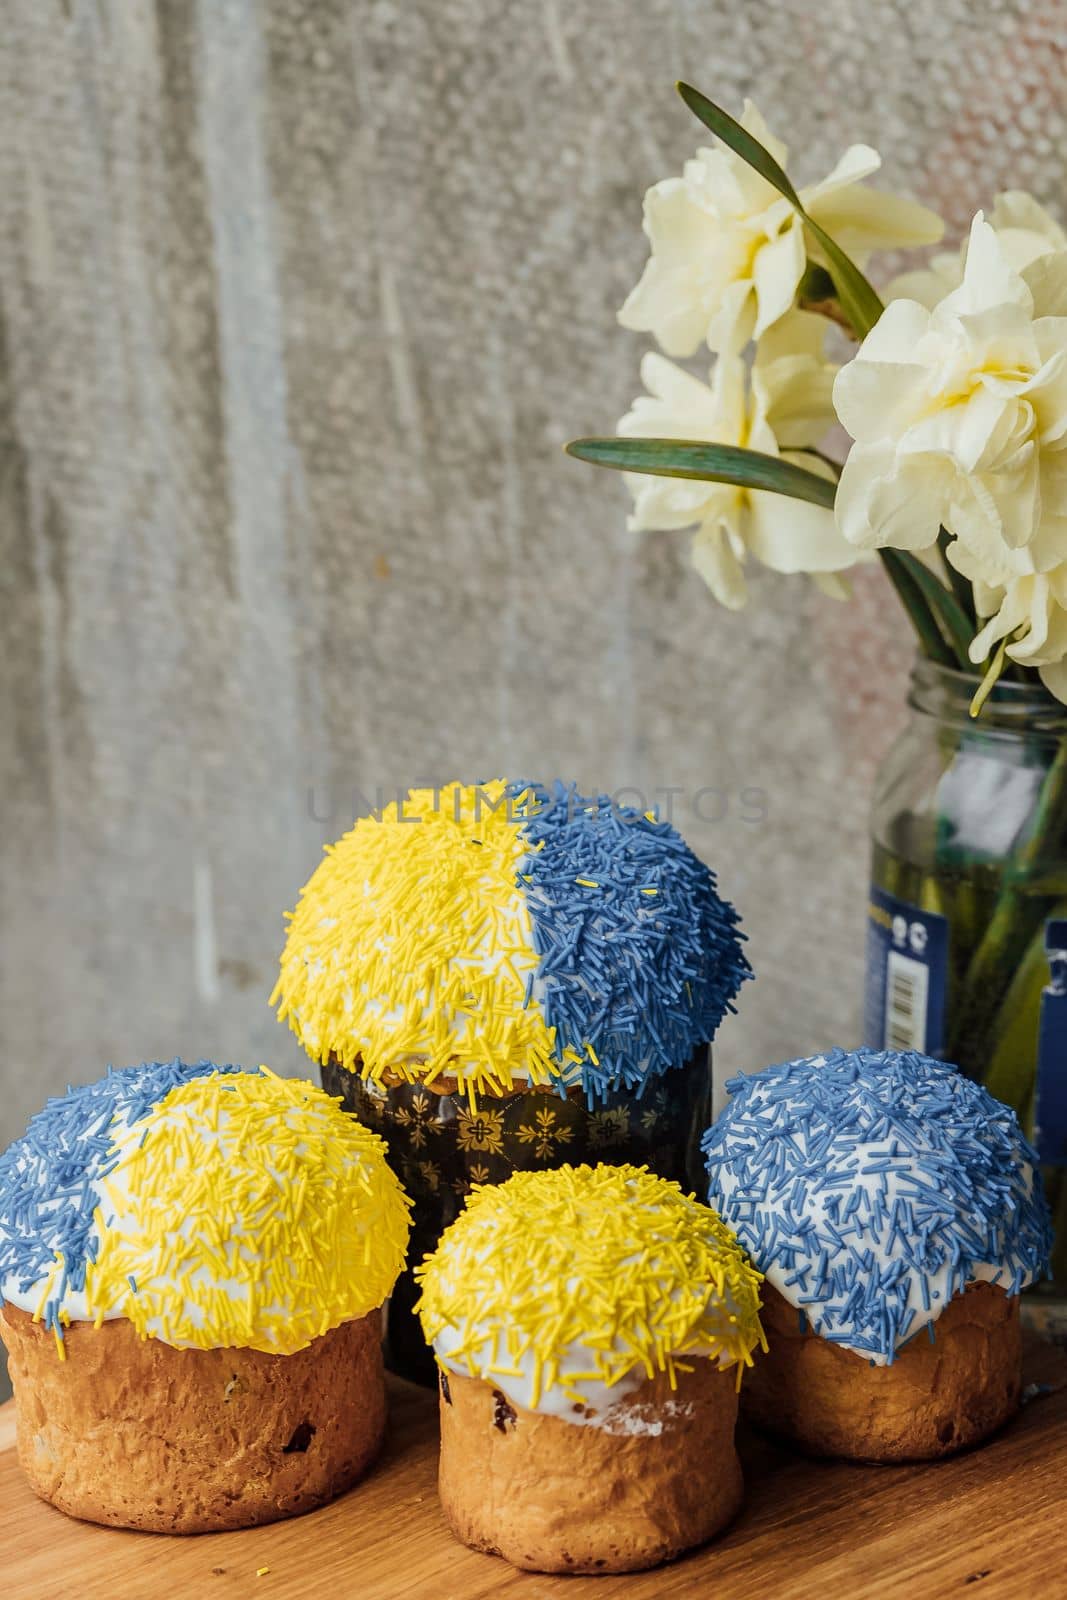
top-left (703, 1047), bottom-right (1051, 1462)
top-left (0, 1060), bottom-right (410, 1531)
top-left (273, 778), bottom-right (749, 1100)
top-left (415, 1163), bottom-right (764, 1574)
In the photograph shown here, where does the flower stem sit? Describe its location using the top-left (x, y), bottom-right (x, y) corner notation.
top-left (982, 900), bottom-right (1067, 1116)
top-left (879, 551), bottom-right (957, 667)
top-left (970, 639), bottom-right (1008, 719)
top-left (949, 738), bottom-right (1067, 1061)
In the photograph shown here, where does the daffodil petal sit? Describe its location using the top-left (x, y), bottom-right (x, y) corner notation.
top-left (808, 185), bottom-right (944, 258)
top-left (754, 354), bottom-right (838, 449)
top-left (747, 482), bottom-right (859, 575)
top-left (691, 520), bottom-right (749, 609)
top-left (835, 441), bottom-right (950, 550)
top-left (751, 220), bottom-right (806, 339)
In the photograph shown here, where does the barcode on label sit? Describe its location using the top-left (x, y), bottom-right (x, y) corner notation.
top-left (885, 949), bottom-right (928, 1051)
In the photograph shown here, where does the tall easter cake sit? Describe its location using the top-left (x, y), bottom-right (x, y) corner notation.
top-left (273, 778), bottom-right (750, 1099)
top-left (273, 778), bottom-right (751, 1377)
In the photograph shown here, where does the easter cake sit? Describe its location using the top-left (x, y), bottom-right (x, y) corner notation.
top-left (0, 1060), bottom-right (410, 1531)
top-left (703, 1047), bottom-right (1051, 1461)
top-left (415, 1162), bottom-right (765, 1573)
top-left (273, 778), bottom-right (752, 1377)
top-left (273, 778), bottom-right (750, 1101)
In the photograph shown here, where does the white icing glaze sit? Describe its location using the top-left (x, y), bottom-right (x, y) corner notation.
top-left (715, 1129), bottom-right (1040, 1366)
top-left (294, 877), bottom-right (546, 1084)
top-left (3, 1101), bottom-right (380, 1347)
top-left (433, 1318), bottom-right (716, 1432)
top-left (1, 1107), bottom-right (137, 1327)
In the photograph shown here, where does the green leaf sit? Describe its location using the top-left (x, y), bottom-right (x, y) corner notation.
top-left (565, 437), bottom-right (976, 675)
top-left (565, 437), bottom-right (837, 509)
top-left (797, 262), bottom-right (836, 304)
top-left (802, 217), bottom-right (884, 340)
top-left (675, 82), bottom-right (800, 205)
top-left (936, 526), bottom-right (977, 625)
top-left (676, 82), bottom-right (884, 340)
top-left (894, 552), bottom-right (974, 668)
top-left (878, 551), bottom-right (957, 668)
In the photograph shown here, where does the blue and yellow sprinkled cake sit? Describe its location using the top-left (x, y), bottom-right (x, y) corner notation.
top-left (0, 1059), bottom-right (410, 1532)
top-left (703, 1047), bottom-right (1052, 1461)
top-left (415, 1162), bottom-right (764, 1575)
top-left (272, 779), bottom-right (751, 1101)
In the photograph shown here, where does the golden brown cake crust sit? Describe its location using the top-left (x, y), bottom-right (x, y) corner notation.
top-left (437, 1360), bottom-right (743, 1574)
top-left (0, 1304), bottom-right (386, 1532)
top-left (743, 1281), bottom-right (1022, 1462)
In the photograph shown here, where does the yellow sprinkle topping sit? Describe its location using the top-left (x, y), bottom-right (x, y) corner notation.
top-left (271, 781), bottom-right (559, 1096)
top-left (415, 1164), bottom-right (765, 1408)
top-left (85, 1070), bottom-right (410, 1354)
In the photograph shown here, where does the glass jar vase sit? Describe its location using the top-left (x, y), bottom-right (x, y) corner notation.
top-left (321, 1052), bottom-right (713, 1385)
top-left (866, 658), bottom-right (1067, 1301)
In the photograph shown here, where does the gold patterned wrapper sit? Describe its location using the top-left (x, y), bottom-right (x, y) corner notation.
top-left (320, 1052), bottom-right (712, 1384)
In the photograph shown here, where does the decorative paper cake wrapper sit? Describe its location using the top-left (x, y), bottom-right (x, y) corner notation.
top-left (321, 1049), bottom-right (712, 1384)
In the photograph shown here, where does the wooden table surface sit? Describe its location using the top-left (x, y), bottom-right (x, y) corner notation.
top-left (3, 1337), bottom-right (1066, 1600)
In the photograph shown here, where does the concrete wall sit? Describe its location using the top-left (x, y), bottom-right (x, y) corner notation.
top-left (2, 0), bottom-right (1063, 1144)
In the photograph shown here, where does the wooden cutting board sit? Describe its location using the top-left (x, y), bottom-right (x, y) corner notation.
top-left (2, 1336), bottom-right (1066, 1600)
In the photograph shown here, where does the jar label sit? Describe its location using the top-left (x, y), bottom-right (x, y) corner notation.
top-left (864, 884), bottom-right (949, 1055)
top-left (1035, 919), bottom-right (1067, 1167)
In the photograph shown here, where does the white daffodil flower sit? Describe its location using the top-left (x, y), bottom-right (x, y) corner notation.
top-left (889, 191), bottom-right (1067, 310)
top-left (617, 314), bottom-right (861, 608)
top-left (948, 537), bottom-right (1067, 703)
top-left (834, 213), bottom-right (1067, 569)
top-left (617, 101), bottom-right (943, 358)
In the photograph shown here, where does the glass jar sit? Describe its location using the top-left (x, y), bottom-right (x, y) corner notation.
top-left (321, 1052), bottom-right (713, 1385)
top-left (866, 657), bottom-right (1067, 1302)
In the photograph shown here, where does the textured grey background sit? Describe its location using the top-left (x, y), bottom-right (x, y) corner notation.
top-left (2, 0), bottom-right (1066, 1159)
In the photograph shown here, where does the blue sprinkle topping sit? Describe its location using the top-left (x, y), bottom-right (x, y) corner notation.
top-left (511, 781), bottom-right (751, 1100)
top-left (702, 1048), bottom-right (1051, 1364)
top-left (0, 1060), bottom-right (250, 1334)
